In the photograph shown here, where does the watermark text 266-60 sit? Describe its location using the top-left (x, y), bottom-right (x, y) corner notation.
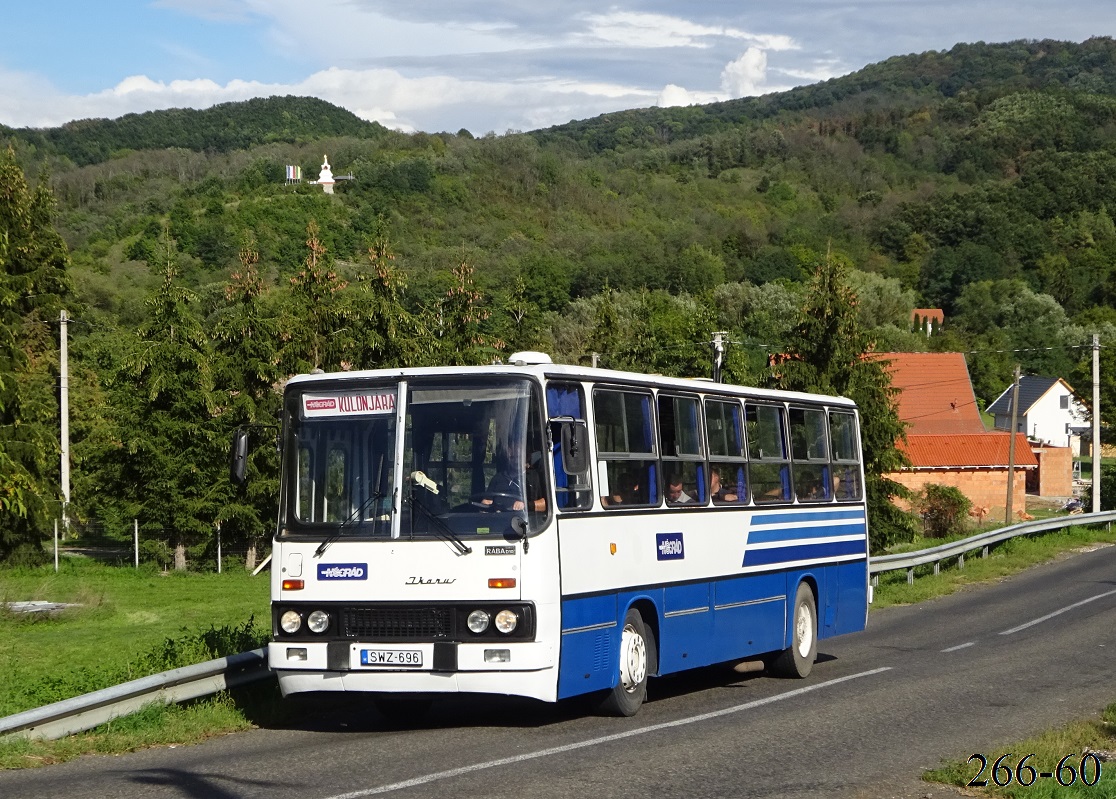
top-left (967, 753), bottom-right (1102, 788)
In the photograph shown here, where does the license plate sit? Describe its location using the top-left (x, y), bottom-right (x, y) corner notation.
top-left (360, 649), bottom-right (423, 667)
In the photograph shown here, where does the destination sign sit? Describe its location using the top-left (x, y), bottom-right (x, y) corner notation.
top-left (302, 390), bottom-right (396, 418)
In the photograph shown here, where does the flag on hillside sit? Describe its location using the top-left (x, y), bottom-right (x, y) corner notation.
top-left (285, 165), bottom-right (302, 182)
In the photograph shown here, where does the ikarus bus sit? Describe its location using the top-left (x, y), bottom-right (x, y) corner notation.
top-left (231, 352), bottom-right (871, 716)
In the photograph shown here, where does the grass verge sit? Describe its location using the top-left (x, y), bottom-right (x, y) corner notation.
top-left (871, 519), bottom-right (1116, 609)
top-left (923, 701), bottom-right (1116, 797)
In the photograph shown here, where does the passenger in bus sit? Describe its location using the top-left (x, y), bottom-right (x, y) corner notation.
top-left (709, 468), bottom-right (738, 503)
top-left (666, 474), bottom-right (695, 504)
top-left (796, 469), bottom-right (826, 501)
top-left (603, 470), bottom-right (642, 506)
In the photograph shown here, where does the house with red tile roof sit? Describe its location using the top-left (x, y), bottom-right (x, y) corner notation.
top-left (883, 352), bottom-right (985, 435)
top-left (873, 352), bottom-right (1038, 514)
top-left (910, 308), bottom-right (944, 336)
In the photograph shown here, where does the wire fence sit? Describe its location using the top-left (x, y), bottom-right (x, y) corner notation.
top-left (44, 521), bottom-right (271, 574)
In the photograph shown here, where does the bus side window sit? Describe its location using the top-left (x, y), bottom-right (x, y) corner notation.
top-left (594, 388), bottom-right (657, 508)
top-left (660, 394), bottom-right (704, 505)
top-left (790, 407), bottom-right (831, 502)
top-left (746, 403), bottom-right (791, 504)
top-left (829, 410), bottom-right (863, 501)
top-left (547, 383), bottom-right (592, 510)
top-left (705, 398), bottom-right (748, 504)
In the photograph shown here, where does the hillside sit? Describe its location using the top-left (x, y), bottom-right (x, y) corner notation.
top-left (5, 38), bottom-right (1116, 557)
top-left (1, 95), bottom-right (387, 166)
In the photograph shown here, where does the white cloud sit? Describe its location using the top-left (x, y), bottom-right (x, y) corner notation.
top-left (656, 84), bottom-right (724, 109)
top-left (658, 84), bottom-right (696, 107)
top-left (578, 10), bottom-right (797, 51)
top-left (721, 47), bottom-right (767, 97)
top-left (0, 64), bottom-right (663, 134)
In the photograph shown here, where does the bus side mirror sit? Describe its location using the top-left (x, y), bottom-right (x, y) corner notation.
top-left (230, 428), bottom-right (249, 485)
top-left (561, 421), bottom-right (589, 476)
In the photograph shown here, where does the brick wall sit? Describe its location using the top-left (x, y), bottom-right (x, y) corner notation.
top-left (890, 468), bottom-right (1029, 517)
top-left (1032, 445), bottom-right (1073, 497)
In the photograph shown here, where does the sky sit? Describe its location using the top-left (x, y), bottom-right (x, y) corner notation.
top-left (2, 1), bottom-right (1112, 136)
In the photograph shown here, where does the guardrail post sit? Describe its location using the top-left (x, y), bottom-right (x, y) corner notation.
top-left (982, 545), bottom-right (988, 558)
top-left (871, 574), bottom-right (878, 588)
top-left (958, 553), bottom-right (964, 570)
top-left (906, 567), bottom-right (914, 585)
top-left (933, 561), bottom-right (939, 575)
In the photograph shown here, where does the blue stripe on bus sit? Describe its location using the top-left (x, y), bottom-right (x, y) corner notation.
top-left (747, 522), bottom-right (867, 544)
top-left (743, 538), bottom-right (865, 567)
top-left (750, 509), bottom-right (866, 525)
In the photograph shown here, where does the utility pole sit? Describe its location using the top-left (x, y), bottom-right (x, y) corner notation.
top-left (711, 331), bottom-right (726, 383)
top-left (1005, 364), bottom-right (1021, 525)
top-left (60, 309), bottom-right (70, 535)
top-left (1093, 333), bottom-right (1102, 513)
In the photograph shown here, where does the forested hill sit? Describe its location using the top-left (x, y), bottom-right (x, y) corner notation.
top-left (7, 36), bottom-right (1116, 560)
top-left (0, 96), bottom-right (388, 166)
top-left (536, 37), bottom-right (1116, 150)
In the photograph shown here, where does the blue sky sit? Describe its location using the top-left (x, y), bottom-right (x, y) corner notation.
top-left (2, 1), bottom-right (1112, 135)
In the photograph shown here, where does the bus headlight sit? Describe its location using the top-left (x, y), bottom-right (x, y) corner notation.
top-left (280, 610), bottom-right (302, 634)
top-left (494, 609), bottom-right (518, 634)
top-left (467, 609), bottom-right (490, 633)
top-left (307, 609), bottom-right (330, 634)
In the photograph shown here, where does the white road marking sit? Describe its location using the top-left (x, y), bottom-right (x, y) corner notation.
top-left (999, 588), bottom-right (1116, 635)
top-left (940, 642), bottom-right (975, 652)
top-left (321, 667), bottom-right (893, 799)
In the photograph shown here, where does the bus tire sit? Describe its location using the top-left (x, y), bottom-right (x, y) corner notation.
top-left (599, 608), bottom-right (650, 716)
top-left (772, 582), bottom-right (817, 678)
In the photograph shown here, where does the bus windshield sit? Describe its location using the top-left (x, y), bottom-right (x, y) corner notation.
top-left (281, 377), bottom-right (548, 540)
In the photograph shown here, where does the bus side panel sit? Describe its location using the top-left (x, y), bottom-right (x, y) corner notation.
top-left (557, 593), bottom-right (619, 699)
top-left (659, 582), bottom-right (712, 673)
top-left (834, 559), bottom-right (869, 636)
top-left (710, 571), bottom-right (787, 663)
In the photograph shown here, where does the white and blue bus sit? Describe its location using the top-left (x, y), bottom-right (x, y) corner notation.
top-left (236, 352), bottom-right (870, 716)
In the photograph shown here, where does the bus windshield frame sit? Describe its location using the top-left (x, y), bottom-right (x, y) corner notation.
top-left (279, 375), bottom-right (550, 542)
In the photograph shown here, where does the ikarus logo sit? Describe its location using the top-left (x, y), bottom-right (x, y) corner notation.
top-left (317, 563), bottom-right (368, 580)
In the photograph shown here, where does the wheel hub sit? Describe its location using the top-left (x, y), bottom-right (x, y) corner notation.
top-left (618, 623), bottom-right (647, 691)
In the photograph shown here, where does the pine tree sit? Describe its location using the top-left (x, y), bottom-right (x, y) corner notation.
top-left (117, 225), bottom-right (220, 569)
top-left (0, 148), bottom-right (73, 563)
top-left (437, 253), bottom-right (499, 365)
top-left (282, 219), bottom-right (347, 373)
top-left (344, 231), bottom-right (424, 369)
top-left (772, 249), bottom-right (917, 551)
top-left (212, 239), bottom-right (282, 569)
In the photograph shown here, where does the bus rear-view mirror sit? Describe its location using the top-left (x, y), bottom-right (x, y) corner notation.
top-left (230, 428), bottom-right (248, 485)
top-left (561, 421), bottom-right (589, 476)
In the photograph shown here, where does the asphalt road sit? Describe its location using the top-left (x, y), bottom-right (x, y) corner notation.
top-left (2, 543), bottom-right (1113, 799)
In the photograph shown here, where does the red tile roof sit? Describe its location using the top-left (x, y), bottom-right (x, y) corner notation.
top-left (874, 352), bottom-right (986, 435)
top-left (899, 433), bottom-right (1038, 468)
top-left (910, 308), bottom-right (945, 324)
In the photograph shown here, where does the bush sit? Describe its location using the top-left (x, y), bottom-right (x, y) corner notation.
top-left (917, 484), bottom-right (972, 538)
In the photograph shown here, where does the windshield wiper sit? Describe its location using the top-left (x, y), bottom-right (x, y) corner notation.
top-left (313, 491), bottom-right (389, 558)
top-left (406, 477), bottom-right (470, 557)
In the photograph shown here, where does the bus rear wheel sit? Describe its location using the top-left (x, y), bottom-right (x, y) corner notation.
top-left (599, 608), bottom-right (650, 716)
top-left (771, 582), bottom-right (817, 678)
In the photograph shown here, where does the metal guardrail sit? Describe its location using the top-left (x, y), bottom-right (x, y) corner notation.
top-left (4, 511), bottom-right (1115, 742)
top-left (0, 648), bottom-right (271, 741)
top-left (869, 510), bottom-right (1116, 586)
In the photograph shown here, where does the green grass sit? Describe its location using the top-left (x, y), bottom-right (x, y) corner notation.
top-left (871, 520), bottom-right (1116, 610)
top-left (0, 558), bottom-right (270, 717)
top-left (924, 702), bottom-right (1116, 797)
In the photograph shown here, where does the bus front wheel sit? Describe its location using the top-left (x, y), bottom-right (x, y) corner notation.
top-left (599, 608), bottom-right (650, 716)
top-left (771, 582), bottom-right (817, 678)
